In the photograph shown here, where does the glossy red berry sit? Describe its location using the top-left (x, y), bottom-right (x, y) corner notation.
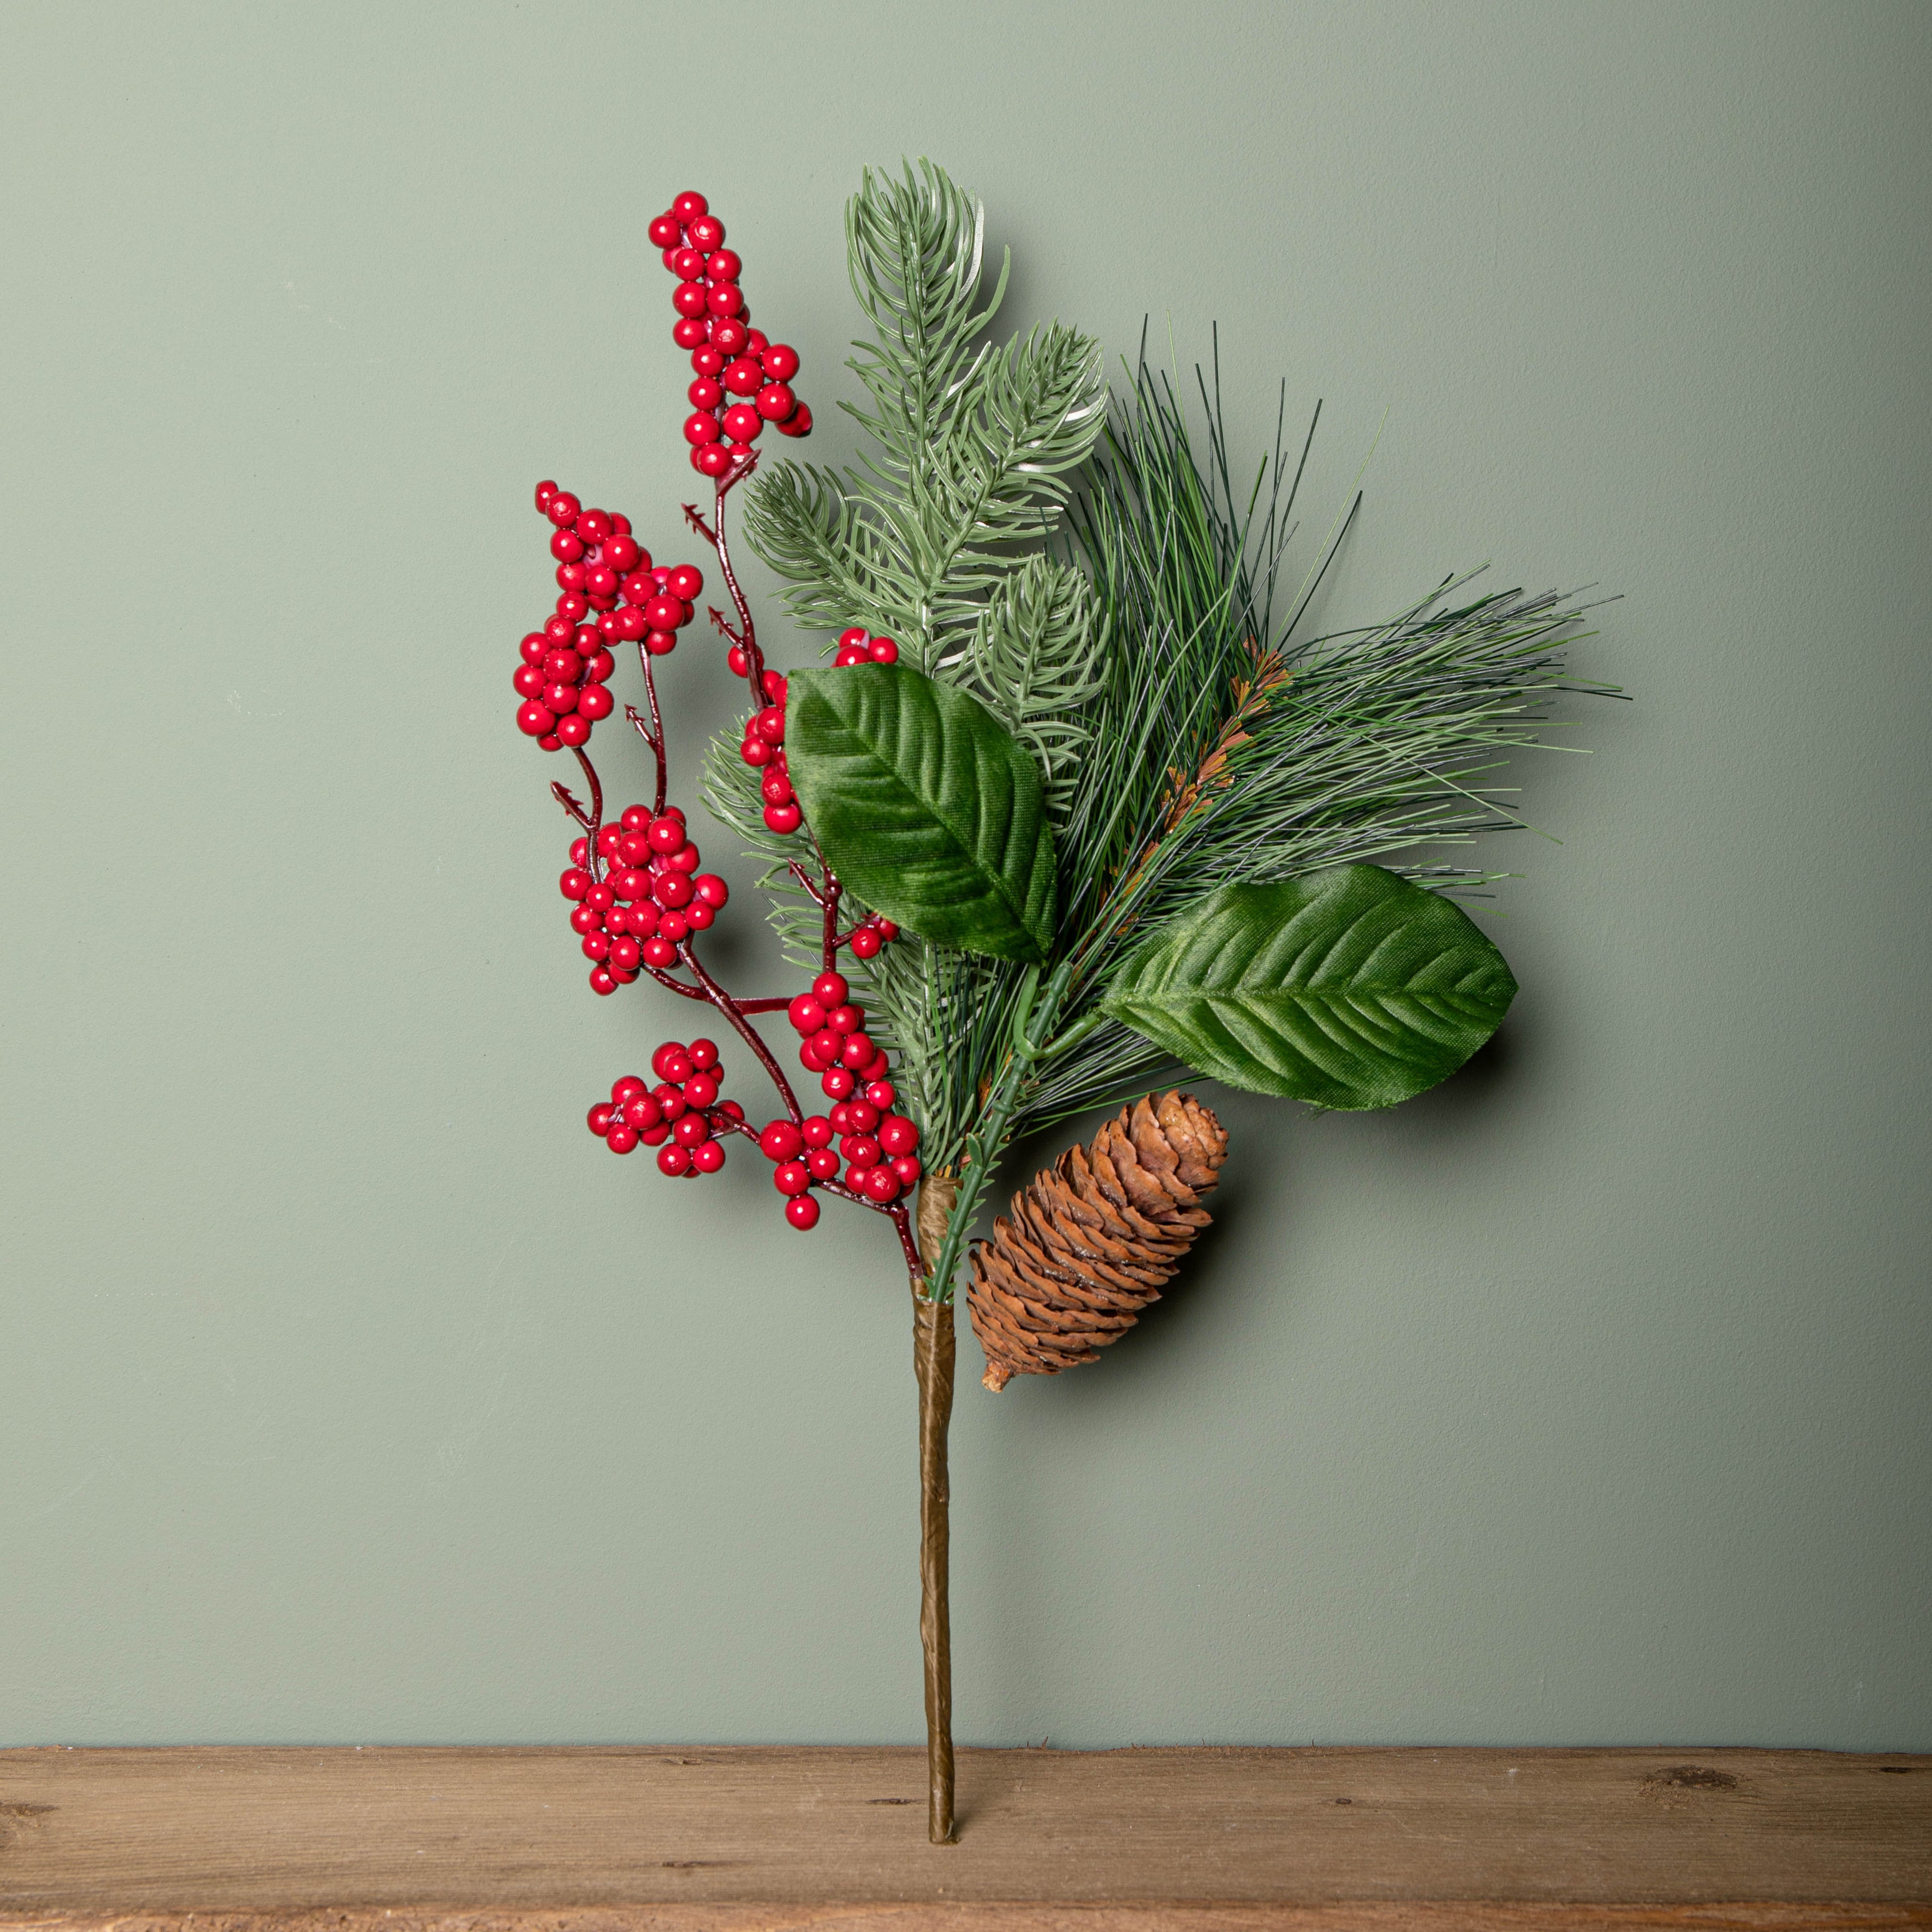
top-left (582, 932), bottom-right (611, 962)
top-left (891, 1155), bottom-right (923, 1187)
top-left (667, 565), bottom-right (704, 601)
top-left (577, 684), bottom-right (614, 721)
top-left (849, 925), bottom-right (881, 959)
top-left (806, 1148), bottom-right (840, 1181)
top-left (799, 1114), bottom-right (833, 1149)
top-left (693, 445), bottom-right (732, 479)
top-left (706, 282), bottom-right (743, 318)
top-left (645, 817), bottom-right (683, 853)
top-left (605, 1121), bottom-right (638, 1152)
top-left (673, 281), bottom-right (709, 318)
top-left (689, 377), bottom-right (723, 411)
top-left (721, 404), bottom-right (763, 442)
top-left (536, 479), bottom-right (558, 512)
top-left (723, 358), bottom-right (762, 396)
top-left (684, 900), bottom-right (714, 931)
top-left (763, 802), bottom-right (801, 834)
top-left (862, 1167), bottom-right (901, 1203)
top-left (740, 735), bottom-right (773, 767)
top-left (693, 874), bottom-right (729, 909)
top-left (550, 528), bottom-right (584, 562)
top-left (569, 906), bottom-right (602, 937)
top-left (821, 1067), bottom-right (854, 1100)
top-left (643, 936), bottom-right (677, 968)
top-left (762, 343), bottom-right (801, 381)
top-left (839, 1033), bottom-right (875, 1069)
top-left (756, 382), bottom-right (796, 422)
top-left (760, 1120), bottom-right (803, 1162)
top-left (691, 344), bottom-right (725, 378)
top-left (788, 995), bottom-right (826, 1034)
top-left (773, 1161), bottom-right (810, 1197)
top-left (559, 868), bottom-right (592, 901)
top-left (754, 705), bottom-right (787, 743)
top-left (691, 1140), bottom-right (727, 1174)
top-left (652, 1043), bottom-right (687, 1082)
top-left (879, 1116), bottom-right (920, 1157)
top-left (688, 212), bottom-right (724, 248)
top-left (624, 1094), bottom-right (663, 1131)
top-left (587, 1102), bottom-right (614, 1137)
top-left (672, 1113), bottom-right (710, 1149)
top-left (590, 967), bottom-right (618, 995)
top-left (712, 318), bottom-right (749, 355)
top-left (687, 1037), bottom-right (719, 1068)
top-left (658, 1144), bottom-right (691, 1177)
top-left (546, 491), bottom-right (581, 527)
top-left (515, 664), bottom-right (546, 699)
top-left (777, 403), bottom-right (814, 438)
top-left (864, 1082), bottom-right (896, 1112)
top-left (684, 412), bottom-right (721, 447)
top-left (728, 646), bottom-right (750, 677)
top-left (672, 246), bottom-right (707, 280)
top-left (785, 1194), bottom-right (821, 1230)
top-left (761, 769), bottom-right (795, 807)
top-left (517, 701), bottom-right (556, 737)
top-left (842, 1135), bottom-right (881, 1170)
top-left (576, 509), bottom-right (611, 543)
top-left (868, 636), bottom-right (900, 665)
top-left (673, 317), bottom-right (709, 350)
top-left (813, 972), bottom-right (850, 1007)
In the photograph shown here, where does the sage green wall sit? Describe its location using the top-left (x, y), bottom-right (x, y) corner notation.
top-left (3, 0), bottom-right (1926, 1750)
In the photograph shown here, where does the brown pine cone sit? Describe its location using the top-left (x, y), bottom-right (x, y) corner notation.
top-left (967, 1092), bottom-right (1228, 1392)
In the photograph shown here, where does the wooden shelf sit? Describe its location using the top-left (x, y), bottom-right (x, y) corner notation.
top-left (3, 1745), bottom-right (1926, 1929)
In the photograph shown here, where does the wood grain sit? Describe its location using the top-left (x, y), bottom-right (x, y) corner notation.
top-left (1, 1746), bottom-right (1925, 1924)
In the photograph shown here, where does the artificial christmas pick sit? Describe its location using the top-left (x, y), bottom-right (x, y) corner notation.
top-left (503, 162), bottom-right (1610, 1844)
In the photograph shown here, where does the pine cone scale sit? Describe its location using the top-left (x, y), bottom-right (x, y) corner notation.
top-left (968, 1092), bottom-right (1229, 1392)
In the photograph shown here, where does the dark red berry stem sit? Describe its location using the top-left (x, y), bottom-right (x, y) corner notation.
top-left (676, 939), bottom-right (807, 1125)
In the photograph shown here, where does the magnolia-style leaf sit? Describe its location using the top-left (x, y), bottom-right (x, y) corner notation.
top-left (786, 662), bottom-right (1056, 962)
top-left (1101, 867), bottom-right (1516, 1109)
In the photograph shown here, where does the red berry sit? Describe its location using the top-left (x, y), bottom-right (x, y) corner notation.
top-left (559, 868), bottom-right (592, 900)
top-left (659, 910), bottom-right (690, 942)
top-left (645, 629), bottom-right (679, 654)
top-left (556, 714), bottom-right (591, 746)
top-left (722, 404), bottom-right (763, 442)
top-left (642, 817), bottom-right (680, 854)
top-left (844, 1100), bottom-right (878, 1133)
top-left (879, 1116), bottom-right (919, 1157)
top-left (756, 382), bottom-right (796, 421)
top-left (523, 631), bottom-right (552, 664)
top-left (864, 1082), bottom-right (897, 1111)
top-left (826, 1003), bottom-right (862, 1034)
top-left (821, 1067), bottom-right (854, 1099)
top-left (515, 664), bottom-right (546, 699)
top-left (648, 213), bottom-right (681, 248)
top-left (722, 358), bottom-right (762, 396)
top-left (609, 935), bottom-right (641, 972)
top-left (571, 837), bottom-right (591, 865)
top-left (672, 247), bottom-right (707, 280)
top-left (576, 684), bottom-right (613, 722)
top-left (576, 509), bottom-right (611, 543)
top-left (862, 1167), bottom-right (901, 1203)
top-left (606, 536), bottom-right (641, 574)
top-left (658, 1144), bottom-right (691, 1177)
top-left (689, 377), bottom-right (723, 411)
top-left (683, 412), bottom-right (721, 447)
top-left (584, 648), bottom-right (616, 681)
top-left (764, 802), bottom-right (802, 834)
top-left (652, 1043), bottom-right (687, 1081)
top-left (760, 1120), bottom-right (803, 1162)
top-left (673, 317), bottom-right (709, 350)
top-left (643, 936), bottom-right (677, 967)
top-left (773, 1161), bottom-right (810, 1197)
top-left (606, 1122), bottom-right (638, 1152)
top-left (834, 647), bottom-right (868, 667)
top-left (667, 564), bottom-right (704, 600)
top-left (868, 636), bottom-right (900, 665)
top-left (839, 1033), bottom-right (875, 1069)
top-left (808, 1028), bottom-right (842, 1064)
top-left (585, 563), bottom-right (618, 599)
top-left (517, 701), bottom-right (556, 737)
top-left (546, 491), bottom-right (581, 527)
top-left (693, 445), bottom-right (732, 478)
top-left (806, 1148), bottom-right (840, 1181)
top-left (582, 932), bottom-right (610, 961)
top-left (829, 1103), bottom-right (855, 1135)
top-left (762, 343), bottom-right (801, 381)
top-left (590, 967), bottom-right (618, 995)
top-left (536, 479), bottom-right (558, 512)
top-left (777, 403), bottom-right (814, 438)
top-left (706, 282), bottom-right (743, 318)
top-left (785, 1194), bottom-right (821, 1231)
top-left (624, 1094), bottom-right (663, 1131)
top-left (673, 1112), bottom-right (710, 1149)
top-left (691, 344), bottom-right (725, 378)
top-left (654, 1084), bottom-right (686, 1119)
top-left (718, 1099), bottom-right (746, 1122)
top-left (692, 1140), bottom-right (727, 1174)
top-left (685, 900), bottom-right (714, 931)
top-left (754, 705), bottom-right (787, 743)
top-left (838, 626), bottom-right (869, 650)
top-left (728, 646), bottom-right (750, 677)
top-left (687, 1037), bottom-right (719, 1068)
top-left (668, 841), bottom-right (702, 874)
top-left (891, 1155), bottom-right (922, 1186)
top-left (800, 1114), bottom-right (833, 1148)
top-left (849, 926), bottom-right (881, 959)
top-left (587, 1102), bottom-right (614, 1137)
top-left (842, 1135), bottom-right (881, 1170)
top-left (587, 877), bottom-right (616, 907)
top-left (712, 318), bottom-right (749, 354)
top-left (740, 735), bottom-right (773, 767)
top-left (640, 593), bottom-right (682, 631)
top-left (762, 769), bottom-right (795, 807)
top-left (550, 528), bottom-right (584, 562)
top-left (569, 905), bottom-right (602, 936)
top-left (813, 973), bottom-right (849, 1006)
top-left (688, 213), bottom-right (724, 250)
top-left (693, 874), bottom-right (729, 909)
top-left (746, 329), bottom-right (770, 355)
top-left (705, 249), bottom-right (742, 282)
top-left (788, 995), bottom-right (826, 1034)
top-left (673, 281), bottom-right (709, 318)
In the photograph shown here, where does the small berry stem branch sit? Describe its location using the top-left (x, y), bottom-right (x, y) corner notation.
top-left (677, 939), bottom-right (807, 1124)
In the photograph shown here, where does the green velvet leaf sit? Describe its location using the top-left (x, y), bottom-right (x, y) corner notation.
top-left (785, 662), bottom-right (1056, 962)
top-left (1101, 867), bottom-right (1517, 1108)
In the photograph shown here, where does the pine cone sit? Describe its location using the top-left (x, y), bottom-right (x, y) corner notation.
top-left (967, 1092), bottom-right (1229, 1392)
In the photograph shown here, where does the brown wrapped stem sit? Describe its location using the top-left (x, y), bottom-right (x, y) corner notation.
top-left (913, 1173), bottom-right (959, 1846)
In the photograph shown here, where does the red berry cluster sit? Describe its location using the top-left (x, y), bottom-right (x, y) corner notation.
top-left (648, 191), bottom-right (812, 476)
top-left (833, 625), bottom-right (901, 668)
top-left (588, 1039), bottom-right (745, 1176)
top-left (514, 482), bottom-right (706, 751)
top-left (561, 803), bottom-right (731, 996)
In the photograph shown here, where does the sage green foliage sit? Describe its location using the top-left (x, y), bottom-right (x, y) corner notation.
top-left (1101, 869), bottom-right (1518, 1110)
top-left (784, 663), bottom-right (1057, 963)
top-left (729, 156), bottom-right (1607, 1293)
